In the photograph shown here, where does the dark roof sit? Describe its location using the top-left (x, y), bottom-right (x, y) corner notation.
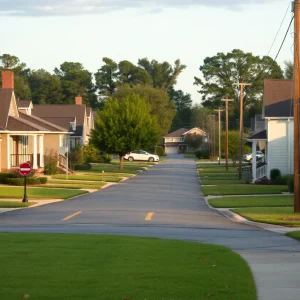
top-left (32, 104), bottom-right (86, 136)
top-left (247, 129), bottom-right (267, 141)
top-left (0, 89), bottom-right (13, 129)
top-left (17, 100), bottom-right (31, 108)
top-left (164, 128), bottom-right (189, 138)
top-left (264, 79), bottom-right (293, 118)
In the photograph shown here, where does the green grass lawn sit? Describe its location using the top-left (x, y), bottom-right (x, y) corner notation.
top-left (76, 171), bottom-right (135, 178)
top-left (286, 231), bottom-right (300, 241)
top-left (202, 185), bottom-right (288, 196)
top-left (209, 196), bottom-right (294, 208)
top-left (200, 173), bottom-right (239, 179)
top-left (46, 180), bottom-right (106, 190)
top-left (52, 174), bottom-right (122, 182)
top-left (0, 201), bottom-right (36, 208)
top-left (0, 187), bottom-right (88, 199)
top-left (0, 233), bottom-right (257, 300)
top-left (202, 180), bottom-right (246, 185)
top-left (184, 153), bottom-right (196, 158)
top-left (232, 207), bottom-right (300, 227)
top-left (198, 168), bottom-right (238, 174)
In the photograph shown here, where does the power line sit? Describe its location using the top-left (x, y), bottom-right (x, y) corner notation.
top-left (267, 2), bottom-right (291, 57)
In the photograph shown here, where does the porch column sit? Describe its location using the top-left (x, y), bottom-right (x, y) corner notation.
top-left (7, 135), bottom-right (11, 169)
top-left (39, 135), bottom-right (44, 168)
top-left (33, 135), bottom-right (38, 169)
top-left (252, 141), bottom-right (257, 183)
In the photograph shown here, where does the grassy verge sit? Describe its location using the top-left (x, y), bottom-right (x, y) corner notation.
top-left (0, 201), bottom-right (36, 208)
top-left (0, 233), bottom-right (257, 300)
top-left (202, 180), bottom-right (246, 185)
top-left (198, 168), bottom-right (238, 173)
top-left (0, 187), bottom-right (88, 199)
top-left (232, 207), bottom-right (300, 227)
top-left (286, 231), bottom-right (300, 241)
top-left (200, 173), bottom-right (239, 179)
top-left (184, 153), bottom-right (196, 158)
top-left (209, 196), bottom-right (294, 208)
top-left (202, 185), bottom-right (288, 196)
top-left (52, 174), bottom-right (122, 182)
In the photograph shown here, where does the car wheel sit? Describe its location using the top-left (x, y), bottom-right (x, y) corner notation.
top-left (128, 156), bottom-right (134, 162)
top-left (148, 157), bottom-right (154, 162)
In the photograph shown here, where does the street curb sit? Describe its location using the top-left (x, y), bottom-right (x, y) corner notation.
top-left (204, 197), bottom-right (299, 234)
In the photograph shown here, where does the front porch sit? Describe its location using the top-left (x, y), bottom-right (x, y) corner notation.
top-left (247, 130), bottom-right (268, 183)
top-left (7, 134), bottom-right (45, 170)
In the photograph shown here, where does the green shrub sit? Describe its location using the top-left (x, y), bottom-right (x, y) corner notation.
top-left (94, 155), bottom-right (112, 163)
top-left (0, 172), bottom-right (16, 184)
top-left (82, 144), bottom-right (99, 164)
top-left (39, 177), bottom-right (48, 184)
top-left (155, 146), bottom-right (165, 156)
top-left (288, 175), bottom-right (294, 193)
top-left (195, 150), bottom-right (209, 159)
top-left (6, 178), bottom-right (24, 186)
top-left (74, 163), bottom-right (92, 170)
top-left (44, 150), bottom-right (58, 175)
top-left (270, 169), bottom-right (281, 183)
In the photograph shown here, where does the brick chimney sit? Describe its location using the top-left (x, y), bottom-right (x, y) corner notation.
top-left (2, 71), bottom-right (14, 89)
top-left (75, 96), bottom-right (82, 105)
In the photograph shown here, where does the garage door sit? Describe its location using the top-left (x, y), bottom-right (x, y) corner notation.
top-left (165, 146), bottom-right (178, 154)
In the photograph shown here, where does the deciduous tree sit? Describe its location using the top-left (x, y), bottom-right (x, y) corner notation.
top-left (91, 94), bottom-right (160, 169)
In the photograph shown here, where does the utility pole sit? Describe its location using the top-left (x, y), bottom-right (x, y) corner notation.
top-left (235, 83), bottom-right (251, 179)
top-left (221, 97), bottom-right (233, 170)
top-left (294, 0), bottom-right (300, 213)
top-left (214, 108), bottom-right (224, 165)
top-left (209, 115), bottom-right (216, 160)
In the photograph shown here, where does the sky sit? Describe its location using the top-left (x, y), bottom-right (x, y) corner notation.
top-left (0, 0), bottom-right (294, 104)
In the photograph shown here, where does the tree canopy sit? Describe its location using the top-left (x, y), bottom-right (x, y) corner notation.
top-left (194, 49), bottom-right (283, 124)
top-left (113, 85), bottom-right (175, 137)
top-left (90, 94), bottom-right (160, 169)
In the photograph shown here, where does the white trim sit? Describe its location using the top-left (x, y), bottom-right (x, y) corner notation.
top-left (265, 117), bottom-right (294, 120)
top-left (7, 134), bottom-right (11, 169)
top-left (39, 135), bottom-right (44, 168)
top-left (33, 135), bottom-right (38, 169)
top-left (252, 141), bottom-right (257, 183)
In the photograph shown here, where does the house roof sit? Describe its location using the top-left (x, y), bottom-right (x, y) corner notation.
top-left (17, 100), bottom-right (32, 108)
top-left (247, 129), bottom-right (267, 141)
top-left (0, 89), bottom-right (13, 129)
top-left (32, 104), bottom-right (86, 136)
top-left (264, 79), bottom-right (293, 118)
top-left (164, 128), bottom-right (189, 138)
top-left (0, 89), bottom-right (68, 133)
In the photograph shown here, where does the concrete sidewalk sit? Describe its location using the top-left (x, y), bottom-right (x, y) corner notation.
top-left (204, 194), bottom-right (300, 300)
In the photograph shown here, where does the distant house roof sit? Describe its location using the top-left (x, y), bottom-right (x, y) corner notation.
top-left (263, 79), bottom-right (293, 118)
top-left (0, 89), bottom-right (13, 129)
top-left (32, 104), bottom-right (87, 136)
top-left (17, 100), bottom-right (32, 108)
top-left (164, 128), bottom-right (189, 138)
top-left (247, 129), bottom-right (267, 141)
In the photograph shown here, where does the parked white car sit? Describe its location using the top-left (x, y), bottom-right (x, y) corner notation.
top-left (243, 151), bottom-right (264, 162)
top-left (124, 150), bottom-right (159, 162)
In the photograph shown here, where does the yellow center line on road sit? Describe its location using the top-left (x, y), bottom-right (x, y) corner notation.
top-left (145, 212), bottom-right (154, 221)
top-left (62, 211), bottom-right (82, 221)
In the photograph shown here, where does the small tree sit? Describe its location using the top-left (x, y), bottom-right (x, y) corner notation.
top-left (221, 131), bottom-right (250, 166)
top-left (82, 144), bottom-right (99, 163)
top-left (44, 150), bottom-right (58, 175)
top-left (184, 133), bottom-right (203, 152)
top-left (91, 94), bottom-right (160, 169)
top-left (68, 146), bottom-right (83, 171)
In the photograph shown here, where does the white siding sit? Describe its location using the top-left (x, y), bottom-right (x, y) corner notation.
top-left (267, 119), bottom-right (294, 177)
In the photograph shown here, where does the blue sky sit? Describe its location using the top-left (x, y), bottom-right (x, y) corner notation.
top-left (0, 0), bottom-right (293, 103)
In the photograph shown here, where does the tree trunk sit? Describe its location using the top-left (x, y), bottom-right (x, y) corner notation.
top-left (119, 155), bottom-right (124, 170)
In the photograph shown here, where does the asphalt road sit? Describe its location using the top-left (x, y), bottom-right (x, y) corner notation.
top-left (2, 156), bottom-right (300, 299)
top-left (0, 155), bottom-right (298, 252)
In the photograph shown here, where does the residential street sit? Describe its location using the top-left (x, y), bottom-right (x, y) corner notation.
top-left (1, 156), bottom-right (300, 300)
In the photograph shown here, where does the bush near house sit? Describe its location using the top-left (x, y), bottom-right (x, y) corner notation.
top-left (74, 163), bottom-right (92, 171)
top-left (195, 150), bottom-right (209, 159)
top-left (270, 169), bottom-right (281, 183)
top-left (44, 150), bottom-right (58, 175)
top-left (5, 177), bottom-right (48, 186)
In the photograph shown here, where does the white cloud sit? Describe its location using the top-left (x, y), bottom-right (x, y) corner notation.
top-left (0, 0), bottom-right (282, 16)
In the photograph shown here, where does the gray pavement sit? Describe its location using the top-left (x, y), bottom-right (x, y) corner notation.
top-left (0, 154), bottom-right (300, 300)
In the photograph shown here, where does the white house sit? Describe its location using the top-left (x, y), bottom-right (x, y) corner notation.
top-left (247, 79), bottom-right (294, 182)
